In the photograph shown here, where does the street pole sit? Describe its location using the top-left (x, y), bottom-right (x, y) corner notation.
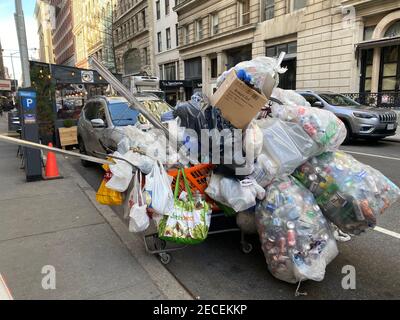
top-left (14, 0), bottom-right (31, 88)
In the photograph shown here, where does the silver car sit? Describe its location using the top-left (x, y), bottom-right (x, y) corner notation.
top-left (77, 94), bottom-right (172, 166)
top-left (297, 91), bottom-right (398, 141)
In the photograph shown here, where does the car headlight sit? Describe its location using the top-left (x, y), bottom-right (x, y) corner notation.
top-left (353, 112), bottom-right (377, 119)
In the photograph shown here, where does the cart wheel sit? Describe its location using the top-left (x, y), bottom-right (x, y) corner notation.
top-left (241, 242), bottom-right (253, 254)
top-left (159, 253), bottom-right (171, 265)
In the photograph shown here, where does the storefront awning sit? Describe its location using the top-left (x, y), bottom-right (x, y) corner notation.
top-left (356, 36), bottom-right (400, 50)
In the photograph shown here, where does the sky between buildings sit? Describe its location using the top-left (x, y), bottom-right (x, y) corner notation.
top-left (0, 0), bottom-right (39, 82)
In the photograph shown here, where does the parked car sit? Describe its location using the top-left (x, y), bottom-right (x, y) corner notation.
top-left (77, 94), bottom-right (172, 166)
top-left (297, 90), bottom-right (398, 141)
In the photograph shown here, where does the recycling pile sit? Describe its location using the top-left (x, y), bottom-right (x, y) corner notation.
top-left (96, 55), bottom-right (400, 285)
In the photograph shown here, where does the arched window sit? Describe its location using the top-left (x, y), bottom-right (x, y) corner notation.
top-left (385, 20), bottom-right (400, 38)
top-left (124, 48), bottom-right (141, 75)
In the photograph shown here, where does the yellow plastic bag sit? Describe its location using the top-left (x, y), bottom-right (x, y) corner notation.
top-left (96, 162), bottom-right (123, 206)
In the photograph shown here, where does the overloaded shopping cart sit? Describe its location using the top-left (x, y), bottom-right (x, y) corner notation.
top-left (89, 54), bottom-right (400, 290)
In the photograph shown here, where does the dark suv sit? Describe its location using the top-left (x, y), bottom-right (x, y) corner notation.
top-left (298, 90), bottom-right (398, 141)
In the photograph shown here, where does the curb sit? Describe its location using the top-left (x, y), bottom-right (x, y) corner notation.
top-left (59, 155), bottom-right (194, 301)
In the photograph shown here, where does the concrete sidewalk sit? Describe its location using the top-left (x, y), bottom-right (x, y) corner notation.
top-left (0, 114), bottom-right (191, 300)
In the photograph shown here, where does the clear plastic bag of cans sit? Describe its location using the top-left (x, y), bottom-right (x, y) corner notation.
top-left (270, 88), bottom-right (347, 152)
top-left (256, 176), bottom-right (338, 284)
top-left (294, 151), bottom-right (400, 235)
top-left (216, 57), bottom-right (286, 97)
top-left (256, 118), bottom-right (321, 176)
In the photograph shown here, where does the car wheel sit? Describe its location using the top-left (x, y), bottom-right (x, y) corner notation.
top-left (342, 121), bottom-right (353, 144)
top-left (78, 138), bottom-right (92, 167)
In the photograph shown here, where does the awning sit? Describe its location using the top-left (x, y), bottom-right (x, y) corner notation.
top-left (356, 36), bottom-right (400, 50)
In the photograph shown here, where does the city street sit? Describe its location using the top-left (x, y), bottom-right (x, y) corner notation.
top-left (69, 139), bottom-right (400, 300)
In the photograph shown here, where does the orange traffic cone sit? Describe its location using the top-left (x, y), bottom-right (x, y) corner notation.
top-left (44, 143), bottom-right (62, 180)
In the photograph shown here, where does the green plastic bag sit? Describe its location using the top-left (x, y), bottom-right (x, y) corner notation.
top-left (158, 169), bottom-right (212, 245)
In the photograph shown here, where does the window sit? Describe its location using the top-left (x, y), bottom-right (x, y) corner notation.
top-left (142, 10), bottom-right (146, 29)
top-left (157, 32), bottom-right (162, 52)
top-left (239, 0), bottom-right (250, 25)
top-left (211, 13), bottom-right (219, 35)
top-left (302, 94), bottom-right (319, 107)
top-left (380, 45), bottom-right (399, 91)
top-left (159, 65), bottom-right (163, 79)
top-left (156, 1), bottom-right (160, 19)
top-left (185, 57), bottom-right (202, 80)
top-left (176, 24), bottom-right (179, 46)
top-left (361, 49), bottom-right (373, 92)
top-left (263, 0), bottom-right (274, 21)
top-left (164, 62), bottom-right (176, 80)
top-left (266, 42), bottom-right (297, 90)
top-left (135, 15), bottom-right (139, 31)
top-left (291, 0), bottom-right (307, 12)
top-left (184, 25), bottom-right (189, 44)
top-left (165, 0), bottom-right (170, 15)
top-left (166, 28), bottom-right (171, 49)
top-left (211, 57), bottom-right (218, 78)
top-left (385, 21), bottom-right (400, 38)
top-left (266, 41), bottom-right (297, 57)
top-left (143, 47), bottom-right (148, 65)
top-left (196, 19), bottom-right (203, 40)
top-left (109, 102), bottom-right (139, 126)
top-left (364, 26), bottom-right (376, 41)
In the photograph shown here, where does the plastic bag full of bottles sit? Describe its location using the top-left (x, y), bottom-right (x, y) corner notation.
top-left (256, 176), bottom-right (338, 284)
top-left (293, 151), bottom-right (400, 235)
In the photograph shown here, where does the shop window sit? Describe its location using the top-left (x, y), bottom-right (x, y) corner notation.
top-left (143, 47), bottom-right (148, 65)
top-left (380, 45), bottom-right (399, 92)
top-left (360, 49), bottom-right (373, 92)
top-left (159, 65), bottom-right (163, 80)
top-left (227, 45), bottom-right (252, 69)
top-left (262, 0), bottom-right (274, 21)
top-left (211, 57), bottom-right (218, 78)
top-left (176, 24), bottom-right (179, 46)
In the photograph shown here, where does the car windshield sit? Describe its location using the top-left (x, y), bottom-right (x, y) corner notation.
top-left (138, 99), bottom-right (172, 124)
top-left (108, 102), bottom-right (139, 126)
top-left (319, 94), bottom-right (361, 107)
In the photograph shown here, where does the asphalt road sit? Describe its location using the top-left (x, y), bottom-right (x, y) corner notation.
top-left (69, 139), bottom-right (400, 300)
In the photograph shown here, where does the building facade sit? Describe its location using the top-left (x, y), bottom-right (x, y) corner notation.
top-left (0, 42), bottom-right (5, 80)
top-left (34, 0), bottom-right (56, 64)
top-left (113, 0), bottom-right (155, 83)
top-left (153, 0), bottom-right (181, 105)
top-left (72, 0), bottom-right (115, 71)
top-left (175, 0), bottom-right (400, 105)
top-left (49, 0), bottom-right (76, 66)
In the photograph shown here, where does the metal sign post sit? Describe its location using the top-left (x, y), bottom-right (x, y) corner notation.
top-left (19, 88), bottom-right (42, 182)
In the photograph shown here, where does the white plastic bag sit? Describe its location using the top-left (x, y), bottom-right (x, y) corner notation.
top-left (143, 161), bottom-right (174, 215)
top-left (206, 174), bottom-right (266, 212)
top-left (257, 118), bottom-right (320, 176)
top-left (106, 152), bottom-right (133, 193)
top-left (270, 88), bottom-right (347, 151)
top-left (129, 172), bottom-right (150, 233)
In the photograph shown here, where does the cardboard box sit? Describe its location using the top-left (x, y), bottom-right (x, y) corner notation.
top-left (210, 70), bottom-right (268, 129)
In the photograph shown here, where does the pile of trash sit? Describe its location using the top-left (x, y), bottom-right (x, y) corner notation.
top-left (95, 55), bottom-right (400, 286)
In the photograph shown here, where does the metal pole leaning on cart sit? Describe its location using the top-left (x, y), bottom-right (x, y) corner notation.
top-left (89, 57), bottom-right (196, 166)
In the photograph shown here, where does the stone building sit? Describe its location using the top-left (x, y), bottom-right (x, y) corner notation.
top-left (175, 0), bottom-right (400, 105)
top-left (34, 0), bottom-right (56, 64)
top-left (72, 0), bottom-right (115, 71)
top-left (48, 0), bottom-right (76, 66)
top-left (113, 0), bottom-right (155, 83)
top-left (153, 0), bottom-right (181, 105)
